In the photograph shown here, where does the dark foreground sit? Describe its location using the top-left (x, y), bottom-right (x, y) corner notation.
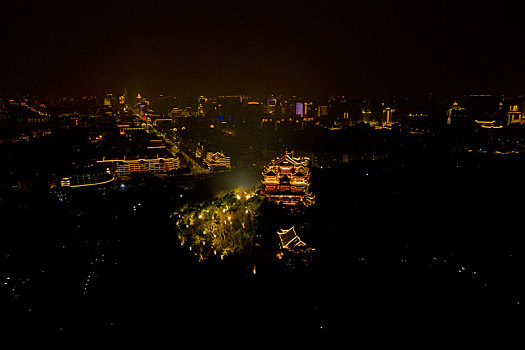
top-left (1, 159), bottom-right (523, 345)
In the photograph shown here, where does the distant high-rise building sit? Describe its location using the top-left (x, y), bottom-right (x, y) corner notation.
top-left (104, 94), bottom-right (113, 106)
top-left (361, 108), bottom-right (372, 123)
top-left (506, 103), bottom-right (522, 125)
top-left (329, 96), bottom-right (349, 120)
top-left (382, 107), bottom-right (395, 125)
top-left (304, 102), bottom-right (314, 117)
top-left (446, 101), bottom-right (465, 125)
top-left (119, 88), bottom-right (129, 106)
top-left (317, 105), bottom-right (328, 117)
top-left (268, 98), bottom-right (277, 114)
top-left (218, 95), bottom-right (242, 106)
top-left (296, 103), bottom-right (304, 118)
top-left (134, 93), bottom-right (150, 116)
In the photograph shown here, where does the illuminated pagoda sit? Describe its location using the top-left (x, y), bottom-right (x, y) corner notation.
top-left (261, 151), bottom-right (315, 206)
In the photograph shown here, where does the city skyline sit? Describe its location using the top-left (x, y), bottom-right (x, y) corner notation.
top-left (1, 1), bottom-right (523, 99)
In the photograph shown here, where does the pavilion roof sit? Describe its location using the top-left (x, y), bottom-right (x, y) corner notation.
top-left (292, 166), bottom-right (309, 177)
top-left (277, 226), bottom-right (307, 250)
top-left (262, 168), bottom-right (278, 176)
top-left (271, 151), bottom-right (309, 167)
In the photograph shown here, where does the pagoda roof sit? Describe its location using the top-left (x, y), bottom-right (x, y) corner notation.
top-left (277, 227), bottom-right (306, 250)
top-left (207, 151), bottom-right (228, 160)
top-left (271, 151), bottom-right (309, 167)
top-left (292, 166), bottom-right (309, 177)
top-left (262, 168), bottom-right (278, 176)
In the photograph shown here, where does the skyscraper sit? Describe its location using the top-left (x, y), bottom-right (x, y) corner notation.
top-left (382, 107), bottom-right (395, 125)
top-left (304, 102), bottom-right (314, 117)
top-left (119, 88), bottom-right (129, 106)
top-left (317, 105), bottom-right (328, 117)
top-left (296, 103), bottom-right (304, 118)
top-left (506, 102), bottom-right (522, 125)
top-left (446, 101), bottom-right (465, 125)
top-left (268, 98), bottom-right (277, 114)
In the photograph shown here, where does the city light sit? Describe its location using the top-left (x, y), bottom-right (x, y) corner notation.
top-left (1, 1), bottom-right (522, 336)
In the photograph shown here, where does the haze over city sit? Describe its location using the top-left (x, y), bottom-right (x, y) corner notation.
top-left (1, 1), bottom-right (523, 98)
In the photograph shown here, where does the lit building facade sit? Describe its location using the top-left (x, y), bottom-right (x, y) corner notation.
top-left (60, 165), bottom-right (115, 189)
top-left (506, 104), bottom-right (522, 125)
top-left (261, 151), bottom-right (315, 206)
top-left (317, 105), bottom-right (328, 117)
top-left (97, 155), bottom-right (180, 176)
top-left (446, 101), bottom-right (465, 125)
top-left (382, 107), bottom-right (395, 125)
top-left (296, 103), bottom-right (304, 118)
top-left (204, 152), bottom-right (231, 169)
top-left (268, 98), bottom-right (277, 114)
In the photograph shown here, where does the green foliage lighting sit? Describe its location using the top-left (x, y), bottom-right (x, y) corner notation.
top-left (175, 186), bottom-right (262, 261)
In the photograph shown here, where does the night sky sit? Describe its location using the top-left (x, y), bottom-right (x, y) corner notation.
top-left (1, 0), bottom-right (523, 98)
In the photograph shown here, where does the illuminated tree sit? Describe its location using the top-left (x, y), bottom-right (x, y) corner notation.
top-left (175, 186), bottom-right (262, 261)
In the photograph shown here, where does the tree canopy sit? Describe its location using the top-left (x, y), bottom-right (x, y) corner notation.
top-left (174, 186), bottom-right (262, 261)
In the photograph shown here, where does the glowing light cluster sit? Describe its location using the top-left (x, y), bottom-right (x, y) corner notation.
top-left (261, 151), bottom-right (315, 206)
